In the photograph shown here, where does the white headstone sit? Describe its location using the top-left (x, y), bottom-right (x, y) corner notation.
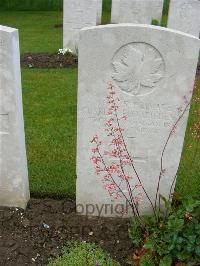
top-left (151, 0), bottom-right (164, 22)
top-left (0, 25), bottom-right (29, 209)
top-left (111, 0), bottom-right (121, 23)
top-left (77, 24), bottom-right (199, 217)
top-left (63, 0), bottom-right (98, 54)
top-left (97, 0), bottom-right (103, 25)
top-left (111, 0), bottom-right (164, 24)
top-left (168, 0), bottom-right (200, 38)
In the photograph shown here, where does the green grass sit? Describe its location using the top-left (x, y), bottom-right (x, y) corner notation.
top-left (102, 0), bottom-right (111, 24)
top-left (161, 0), bottom-right (170, 27)
top-left (0, 0), bottom-right (111, 11)
top-left (22, 68), bottom-right (77, 197)
top-left (0, 11), bottom-right (63, 53)
top-left (163, 0), bottom-right (170, 16)
top-left (0, 0), bottom-right (63, 11)
top-left (176, 76), bottom-right (200, 198)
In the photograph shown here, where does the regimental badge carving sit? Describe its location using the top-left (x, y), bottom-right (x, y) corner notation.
top-left (112, 43), bottom-right (165, 96)
top-left (180, 3), bottom-right (193, 19)
top-left (0, 114), bottom-right (9, 134)
top-left (179, 3), bottom-right (194, 33)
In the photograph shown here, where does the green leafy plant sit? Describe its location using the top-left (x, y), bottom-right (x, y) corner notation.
top-left (47, 241), bottom-right (120, 266)
top-left (129, 198), bottom-right (200, 265)
top-left (152, 19), bottom-right (160, 26)
top-left (140, 253), bottom-right (156, 266)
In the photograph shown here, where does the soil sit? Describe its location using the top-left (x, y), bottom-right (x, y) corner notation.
top-left (20, 53), bottom-right (78, 69)
top-left (21, 53), bottom-right (200, 74)
top-left (0, 198), bottom-right (132, 266)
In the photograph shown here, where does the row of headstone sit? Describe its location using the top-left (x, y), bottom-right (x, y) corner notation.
top-left (63, 0), bottom-right (200, 54)
top-left (0, 25), bottom-right (30, 209)
top-left (63, 0), bottom-right (164, 53)
top-left (111, 0), bottom-right (200, 38)
top-left (76, 24), bottom-right (200, 217)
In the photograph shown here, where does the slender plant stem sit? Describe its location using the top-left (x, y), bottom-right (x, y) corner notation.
top-left (154, 101), bottom-right (191, 210)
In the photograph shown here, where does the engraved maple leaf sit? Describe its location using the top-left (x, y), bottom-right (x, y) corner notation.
top-left (112, 45), bottom-right (163, 95)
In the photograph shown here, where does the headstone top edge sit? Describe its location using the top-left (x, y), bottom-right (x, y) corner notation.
top-left (0, 25), bottom-right (18, 33)
top-left (80, 23), bottom-right (200, 40)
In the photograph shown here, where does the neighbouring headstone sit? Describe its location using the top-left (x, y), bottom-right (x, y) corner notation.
top-left (168, 0), bottom-right (200, 37)
top-left (77, 24), bottom-right (199, 217)
top-left (0, 25), bottom-right (29, 209)
top-left (63, 0), bottom-right (98, 53)
top-left (97, 0), bottom-right (103, 25)
top-left (111, 0), bottom-right (164, 24)
top-left (151, 0), bottom-right (164, 22)
top-left (111, 0), bottom-right (121, 23)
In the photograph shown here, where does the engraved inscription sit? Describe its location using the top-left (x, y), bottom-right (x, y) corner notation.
top-left (129, 8), bottom-right (142, 23)
top-left (0, 185), bottom-right (10, 191)
top-left (112, 43), bottom-right (165, 96)
top-left (120, 4), bottom-right (142, 23)
top-left (81, 101), bottom-right (174, 140)
top-left (180, 3), bottom-right (193, 19)
top-left (0, 114), bottom-right (9, 134)
top-left (127, 136), bottom-right (148, 163)
top-left (179, 3), bottom-right (195, 33)
top-left (0, 39), bottom-right (5, 47)
top-left (83, 101), bottom-right (173, 133)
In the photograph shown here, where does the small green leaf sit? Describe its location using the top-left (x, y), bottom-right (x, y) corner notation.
top-left (144, 241), bottom-right (154, 251)
top-left (159, 255), bottom-right (172, 266)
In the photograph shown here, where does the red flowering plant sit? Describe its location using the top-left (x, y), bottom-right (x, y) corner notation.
top-left (90, 82), bottom-right (194, 223)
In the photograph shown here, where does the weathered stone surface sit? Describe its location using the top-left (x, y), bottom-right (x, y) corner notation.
top-left (76, 24), bottom-right (199, 217)
top-left (0, 25), bottom-right (29, 209)
top-left (63, 0), bottom-right (98, 53)
top-left (168, 0), bottom-right (200, 37)
top-left (111, 0), bottom-right (121, 23)
top-left (111, 0), bottom-right (164, 24)
top-left (151, 0), bottom-right (164, 22)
